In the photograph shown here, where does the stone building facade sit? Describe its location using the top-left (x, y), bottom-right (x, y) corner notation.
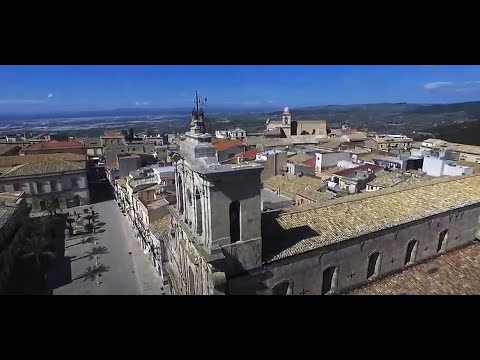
top-left (162, 97), bottom-right (264, 295)
top-left (266, 107), bottom-right (327, 138)
top-left (0, 191), bottom-right (30, 293)
top-left (0, 160), bottom-right (89, 213)
top-left (228, 175), bottom-right (480, 295)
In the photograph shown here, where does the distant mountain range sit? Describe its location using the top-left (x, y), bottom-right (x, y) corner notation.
top-left (2, 100), bottom-right (480, 122)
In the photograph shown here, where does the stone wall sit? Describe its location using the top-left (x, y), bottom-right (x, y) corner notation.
top-left (227, 204), bottom-right (480, 295)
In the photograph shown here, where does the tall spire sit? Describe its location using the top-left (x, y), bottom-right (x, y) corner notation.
top-left (190, 91), bottom-right (208, 134)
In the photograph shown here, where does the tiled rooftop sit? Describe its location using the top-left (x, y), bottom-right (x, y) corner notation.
top-left (288, 154), bottom-right (315, 163)
top-left (422, 138), bottom-right (480, 156)
top-left (318, 139), bottom-right (348, 150)
top-left (367, 171), bottom-right (408, 188)
top-left (150, 215), bottom-right (171, 239)
top-left (333, 164), bottom-right (384, 178)
top-left (350, 244), bottom-right (480, 295)
top-left (457, 160), bottom-right (480, 174)
top-left (0, 153), bottom-right (85, 167)
top-left (0, 206), bottom-right (16, 229)
top-left (0, 160), bottom-right (85, 178)
top-left (25, 140), bottom-right (85, 150)
top-left (301, 157), bottom-right (316, 169)
top-left (266, 175), bottom-right (480, 262)
top-left (211, 138), bottom-right (245, 152)
top-left (264, 174), bottom-right (330, 202)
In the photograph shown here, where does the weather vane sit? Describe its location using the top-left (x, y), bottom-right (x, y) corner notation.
top-left (193, 91), bottom-right (207, 119)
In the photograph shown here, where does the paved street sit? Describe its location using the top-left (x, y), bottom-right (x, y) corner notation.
top-left (53, 200), bottom-right (167, 295)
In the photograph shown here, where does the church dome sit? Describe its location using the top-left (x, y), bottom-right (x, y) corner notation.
top-left (283, 106), bottom-right (290, 113)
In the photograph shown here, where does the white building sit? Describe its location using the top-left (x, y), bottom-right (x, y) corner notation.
top-left (315, 150), bottom-right (351, 172)
top-left (215, 128), bottom-right (247, 140)
top-left (422, 154), bottom-right (473, 177)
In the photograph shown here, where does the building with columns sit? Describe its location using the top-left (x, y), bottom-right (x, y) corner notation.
top-left (0, 158), bottom-right (89, 213)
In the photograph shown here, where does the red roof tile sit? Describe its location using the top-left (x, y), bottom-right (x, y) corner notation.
top-left (233, 148), bottom-right (260, 161)
top-left (26, 140), bottom-right (85, 150)
top-left (211, 138), bottom-right (245, 152)
top-left (301, 157), bottom-right (316, 169)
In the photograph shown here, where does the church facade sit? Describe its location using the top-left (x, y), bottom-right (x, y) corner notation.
top-left (160, 98), bottom-right (480, 295)
top-left (266, 107), bottom-right (328, 138)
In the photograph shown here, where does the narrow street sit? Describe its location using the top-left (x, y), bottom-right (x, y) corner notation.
top-left (53, 199), bottom-right (167, 295)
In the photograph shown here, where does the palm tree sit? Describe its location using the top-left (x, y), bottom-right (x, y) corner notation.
top-left (75, 263), bottom-right (110, 282)
top-left (16, 233), bottom-right (56, 289)
top-left (43, 198), bottom-right (60, 216)
top-left (84, 214), bottom-right (94, 224)
top-left (66, 217), bottom-right (76, 236)
top-left (86, 246), bottom-right (108, 260)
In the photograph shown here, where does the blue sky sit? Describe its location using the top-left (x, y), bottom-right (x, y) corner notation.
top-left (1, 65), bottom-right (480, 113)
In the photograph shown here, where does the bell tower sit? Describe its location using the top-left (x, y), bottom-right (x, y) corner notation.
top-left (282, 106), bottom-right (292, 125)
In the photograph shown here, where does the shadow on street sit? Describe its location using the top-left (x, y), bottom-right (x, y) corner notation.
top-left (89, 182), bottom-right (115, 204)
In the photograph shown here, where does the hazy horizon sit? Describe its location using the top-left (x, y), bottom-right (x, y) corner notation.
top-left (1, 65), bottom-right (480, 114)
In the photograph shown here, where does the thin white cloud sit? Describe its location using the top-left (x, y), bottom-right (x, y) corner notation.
top-left (424, 80), bottom-right (480, 93)
top-left (0, 99), bottom-right (46, 104)
top-left (47, 93), bottom-right (53, 98)
top-left (134, 101), bottom-right (150, 107)
top-left (424, 81), bottom-right (453, 90)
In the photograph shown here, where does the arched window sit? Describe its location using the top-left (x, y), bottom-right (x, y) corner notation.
top-left (367, 252), bottom-right (381, 280)
top-left (195, 188), bottom-right (202, 235)
top-left (178, 177), bottom-right (184, 214)
top-left (229, 200), bottom-right (240, 244)
top-left (189, 267), bottom-right (195, 295)
top-left (39, 200), bottom-right (47, 212)
top-left (404, 239), bottom-right (418, 266)
top-left (321, 266), bottom-right (338, 295)
top-left (437, 229), bottom-right (448, 253)
top-left (272, 280), bottom-right (293, 295)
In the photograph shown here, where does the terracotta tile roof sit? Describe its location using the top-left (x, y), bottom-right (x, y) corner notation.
top-left (288, 154), bottom-right (315, 163)
top-left (25, 140), bottom-right (85, 150)
top-left (267, 175), bottom-right (480, 262)
top-left (317, 139), bottom-right (348, 150)
top-left (233, 148), bottom-right (260, 161)
top-left (264, 174), bottom-right (330, 202)
top-left (211, 138), bottom-right (245, 152)
top-left (333, 164), bottom-right (384, 178)
top-left (350, 244), bottom-right (480, 295)
top-left (106, 159), bottom-right (119, 170)
top-left (0, 153), bottom-right (85, 167)
top-left (367, 171), bottom-right (410, 188)
top-left (301, 157), bottom-right (316, 169)
top-left (0, 160), bottom-right (85, 178)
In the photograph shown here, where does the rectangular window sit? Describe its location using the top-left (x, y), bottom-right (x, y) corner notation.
top-left (71, 178), bottom-right (78, 188)
top-left (36, 182), bottom-right (45, 193)
top-left (13, 183), bottom-right (22, 191)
